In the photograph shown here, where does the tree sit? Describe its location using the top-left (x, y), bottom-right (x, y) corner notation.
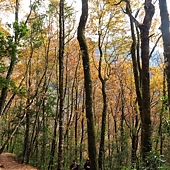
top-left (1, 0), bottom-right (170, 169)
top-left (159, 0), bottom-right (170, 109)
top-left (95, 2), bottom-right (116, 168)
top-left (57, 0), bottom-right (65, 169)
top-left (0, 0), bottom-right (29, 154)
top-left (77, 0), bottom-right (98, 169)
top-left (137, 1), bottom-right (154, 164)
top-left (0, 0), bottom-right (19, 115)
top-left (124, 0), bottom-right (155, 165)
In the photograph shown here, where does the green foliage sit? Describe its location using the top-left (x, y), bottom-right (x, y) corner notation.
top-left (159, 96), bottom-right (170, 135)
top-left (140, 151), bottom-right (167, 170)
top-left (7, 21), bottom-right (28, 41)
top-left (159, 96), bottom-right (168, 111)
top-left (18, 86), bottom-right (27, 97)
top-left (0, 21), bottom-right (28, 59)
top-left (64, 2), bottom-right (75, 18)
top-left (26, 15), bottom-right (46, 49)
top-left (121, 167), bottom-right (136, 170)
top-left (163, 116), bottom-right (170, 135)
top-left (0, 74), bottom-right (27, 97)
top-left (48, 1), bottom-right (59, 15)
top-left (0, 31), bottom-right (16, 58)
top-left (0, 77), bottom-right (8, 89)
top-left (13, 85), bottom-right (27, 98)
top-left (31, 0), bottom-right (45, 12)
top-left (120, 151), bottom-right (170, 170)
top-left (0, 62), bottom-right (6, 73)
top-left (45, 86), bottom-right (58, 116)
top-left (0, 21), bottom-right (28, 93)
top-left (0, 32), bottom-right (7, 57)
top-left (13, 21), bottom-right (28, 39)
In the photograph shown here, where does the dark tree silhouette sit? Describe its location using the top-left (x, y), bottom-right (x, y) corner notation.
top-left (159, 0), bottom-right (170, 109)
top-left (125, 0), bottom-right (155, 165)
top-left (58, 0), bottom-right (65, 169)
top-left (77, 0), bottom-right (98, 169)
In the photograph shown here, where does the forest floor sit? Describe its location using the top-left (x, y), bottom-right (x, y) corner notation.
top-left (0, 153), bottom-right (38, 170)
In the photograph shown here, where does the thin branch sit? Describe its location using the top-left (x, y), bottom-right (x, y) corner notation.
top-left (149, 34), bottom-right (162, 58)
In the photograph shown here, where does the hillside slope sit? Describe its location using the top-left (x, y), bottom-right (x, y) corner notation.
top-left (0, 153), bottom-right (38, 170)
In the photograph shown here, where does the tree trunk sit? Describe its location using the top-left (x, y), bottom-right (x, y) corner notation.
top-left (155, 70), bottom-right (165, 154)
top-left (97, 25), bottom-right (108, 170)
top-left (22, 53), bottom-right (32, 164)
top-left (139, 0), bottom-right (155, 162)
top-left (75, 89), bottom-right (78, 158)
top-left (77, 0), bottom-right (98, 169)
top-left (159, 0), bottom-right (170, 110)
top-left (119, 78), bottom-right (126, 168)
top-left (126, 10), bottom-right (141, 168)
top-left (48, 100), bottom-right (59, 170)
top-left (125, 0), bottom-right (155, 165)
top-left (131, 103), bottom-right (139, 168)
top-left (98, 80), bottom-right (107, 170)
top-left (80, 90), bottom-right (85, 162)
top-left (57, 0), bottom-right (65, 169)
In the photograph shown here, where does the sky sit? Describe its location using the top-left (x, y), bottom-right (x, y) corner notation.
top-left (0, 0), bottom-right (81, 25)
top-left (1, 0), bottom-right (170, 23)
top-left (0, 0), bottom-right (170, 30)
top-left (19, 0), bottom-right (81, 18)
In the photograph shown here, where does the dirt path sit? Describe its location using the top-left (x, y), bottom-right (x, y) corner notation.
top-left (0, 153), bottom-right (38, 170)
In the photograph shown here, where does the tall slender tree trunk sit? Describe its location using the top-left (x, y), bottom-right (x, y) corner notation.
top-left (119, 78), bottom-right (126, 168)
top-left (131, 101), bottom-right (139, 168)
top-left (48, 100), bottom-right (59, 170)
top-left (159, 0), bottom-right (170, 110)
top-left (80, 90), bottom-right (85, 162)
top-left (125, 0), bottom-right (155, 165)
top-left (98, 80), bottom-right (107, 170)
top-left (97, 27), bottom-right (108, 170)
top-left (128, 14), bottom-right (140, 168)
top-left (139, 1), bottom-right (154, 162)
top-left (22, 50), bottom-right (32, 164)
top-left (75, 89), bottom-right (78, 158)
top-left (58, 0), bottom-right (65, 169)
top-left (77, 0), bottom-right (98, 169)
top-left (155, 70), bottom-right (166, 154)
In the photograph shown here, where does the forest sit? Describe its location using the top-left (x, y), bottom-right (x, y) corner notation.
top-left (0, 0), bottom-right (170, 169)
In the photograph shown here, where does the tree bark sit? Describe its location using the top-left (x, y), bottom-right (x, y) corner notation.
top-left (57, 0), bottom-right (65, 169)
top-left (97, 24), bottom-right (108, 170)
top-left (125, 0), bottom-right (155, 165)
top-left (139, 1), bottom-right (154, 162)
top-left (77, 0), bottom-right (98, 169)
top-left (159, 0), bottom-right (170, 110)
top-left (128, 17), bottom-right (140, 167)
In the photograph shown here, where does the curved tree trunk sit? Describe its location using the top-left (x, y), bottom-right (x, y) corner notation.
top-left (97, 30), bottom-right (108, 170)
top-left (77, 0), bottom-right (98, 170)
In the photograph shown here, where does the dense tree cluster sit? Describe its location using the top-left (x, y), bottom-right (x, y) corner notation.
top-left (0, 0), bottom-right (170, 169)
